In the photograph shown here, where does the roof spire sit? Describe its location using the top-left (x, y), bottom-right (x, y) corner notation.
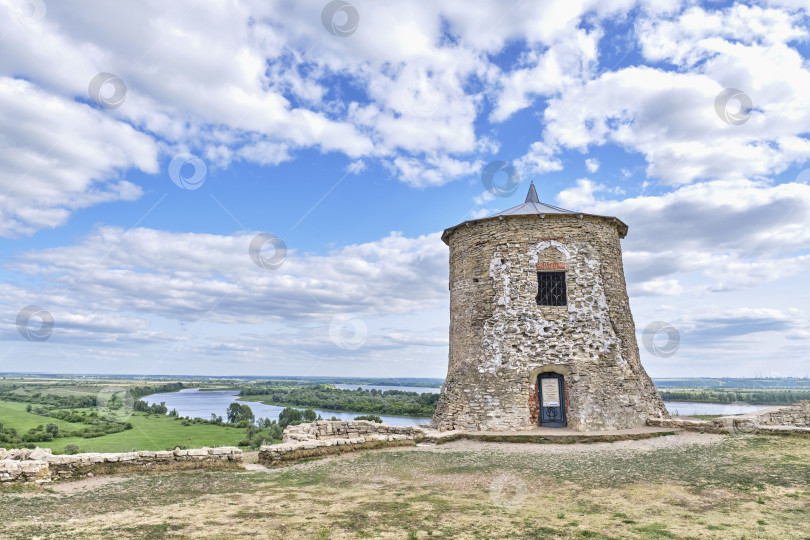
top-left (525, 181), bottom-right (540, 203)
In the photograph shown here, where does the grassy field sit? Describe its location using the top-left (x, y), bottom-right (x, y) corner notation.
top-left (49, 413), bottom-right (249, 453)
top-left (0, 400), bottom-right (248, 453)
top-left (0, 400), bottom-right (83, 433)
top-left (1, 433), bottom-right (808, 538)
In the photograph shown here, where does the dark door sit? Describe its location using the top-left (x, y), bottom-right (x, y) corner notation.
top-left (539, 373), bottom-right (566, 427)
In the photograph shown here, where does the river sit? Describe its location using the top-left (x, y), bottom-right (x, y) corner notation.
top-left (146, 387), bottom-right (772, 427)
top-left (146, 388), bottom-right (432, 426)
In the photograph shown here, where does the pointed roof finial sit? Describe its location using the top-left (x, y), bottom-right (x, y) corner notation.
top-left (525, 181), bottom-right (540, 203)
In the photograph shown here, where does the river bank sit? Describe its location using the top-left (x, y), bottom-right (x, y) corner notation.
top-left (147, 388), bottom-right (773, 426)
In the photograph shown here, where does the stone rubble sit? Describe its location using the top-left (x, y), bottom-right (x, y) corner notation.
top-left (259, 421), bottom-right (460, 466)
top-left (647, 401), bottom-right (810, 434)
top-left (0, 446), bottom-right (242, 484)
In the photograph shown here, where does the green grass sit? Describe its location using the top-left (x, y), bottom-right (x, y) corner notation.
top-left (0, 400), bottom-right (249, 453)
top-left (49, 413), bottom-right (249, 453)
top-left (0, 400), bottom-right (82, 432)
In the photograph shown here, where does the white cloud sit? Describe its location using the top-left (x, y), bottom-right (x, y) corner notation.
top-left (519, 3), bottom-right (810, 186)
top-left (585, 158), bottom-right (600, 173)
top-left (345, 160), bottom-right (367, 175)
top-left (630, 278), bottom-right (683, 297)
top-left (489, 27), bottom-right (602, 122)
top-left (636, 4), bottom-right (806, 66)
top-left (470, 208), bottom-right (493, 219)
top-left (388, 155), bottom-right (483, 188)
top-left (560, 178), bottom-right (810, 293)
top-left (0, 77), bottom-right (157, 236)
top-left (0, 0), bottom-right (703, 215)
top-left (5, 227), bottom-right (448, 325)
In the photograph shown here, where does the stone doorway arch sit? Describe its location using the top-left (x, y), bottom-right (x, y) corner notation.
top-left (528, 365), bottom-right (573, 427)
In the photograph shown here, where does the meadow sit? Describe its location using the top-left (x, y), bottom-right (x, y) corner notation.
top-left (0, 399), bottom-right (249, 453)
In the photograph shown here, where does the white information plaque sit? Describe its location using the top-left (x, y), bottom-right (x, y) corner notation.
top-left (541, 378), bottom-right (560, 407)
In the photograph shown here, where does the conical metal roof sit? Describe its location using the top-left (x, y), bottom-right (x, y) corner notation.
top-left (441, 182), bottom-right (628, 244)
top-left (490, 181), bottom-right (576, 217)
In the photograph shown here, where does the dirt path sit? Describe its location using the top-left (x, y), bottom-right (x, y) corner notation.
top-left (412, 430), bottom-right (725, 455)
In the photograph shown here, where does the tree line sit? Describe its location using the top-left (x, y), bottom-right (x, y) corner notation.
top-left (239, 384), bottom-right (439, 417)
top-left (659, 389), bottom-right (810, 405)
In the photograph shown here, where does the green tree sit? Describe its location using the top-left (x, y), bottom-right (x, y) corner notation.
top-left (226, 403), bottom-right (255, 424)
top-left (278, 407), bottom-right (303, 429)
top-left (107, 394), bottom-right (123, 410)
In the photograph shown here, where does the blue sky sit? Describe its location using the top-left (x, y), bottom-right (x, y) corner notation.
top-left (1, 0), bottom-right (809, 378)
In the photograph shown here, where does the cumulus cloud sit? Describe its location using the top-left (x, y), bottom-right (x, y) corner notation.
top-left (0, 78), bottom-right (157, 236)
top-left (0, 0), bottom-right (743, 231)
top-left (4, 227), bottom-right (447, 326)
top-left (558, 178), bottom-right (810, 293)
top-left (519, 3), bottom-right (810, 185)
top-left (644, 307), bottom-right (807, 348)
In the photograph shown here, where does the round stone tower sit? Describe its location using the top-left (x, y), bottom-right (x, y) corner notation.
top-left (432, 182), bottom-right (668, 432)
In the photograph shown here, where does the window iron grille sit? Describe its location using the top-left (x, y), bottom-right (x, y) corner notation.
top-left (536, 271), bottom-right (567, 306)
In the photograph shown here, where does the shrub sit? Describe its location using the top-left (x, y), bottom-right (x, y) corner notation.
top-left (354, 414), bottom-right (383, 423)
top-left (64, 443), bottom-right (80, 455)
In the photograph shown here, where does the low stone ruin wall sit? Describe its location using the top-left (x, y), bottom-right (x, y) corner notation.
top-left (647, 401), bottom-right (810, 435)
top-left (282, 420), bottom-right (425, 443)
top-left (260, 420), bottom-right (436, 466)
top-left (756, 400), bottom-right (809, 427)
top-left (1, 446), bottom-right (242, 484)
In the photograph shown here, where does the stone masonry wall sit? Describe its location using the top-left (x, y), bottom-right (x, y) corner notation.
top-left (756, 400), bottom-right (810, 427)
top-left (282, 420), bottom-right (424, 443)
top-left (0, 446), bottom-right (242, 484)
top-left (432, 214), bottom-right (668, 431)
top-left (260, 421), bottom-right (444, 466)
top-left (648, 402), bottom-right (810, 435)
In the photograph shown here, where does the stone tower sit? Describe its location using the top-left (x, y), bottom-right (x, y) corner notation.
top-left (432, 183), bottom-right (668, 431)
